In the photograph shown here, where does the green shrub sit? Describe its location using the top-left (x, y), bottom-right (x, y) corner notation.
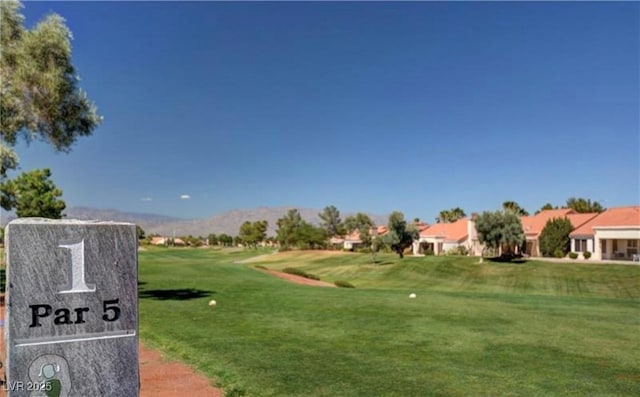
top-left (568, 252), bottom-right (578, 259)
top-left (539, 217), bottom-right (573, 257)
top-left (282, 267), bottom-right (320, 280)
top-left (446, 246), bottom-right (468, 256)
top-left (334, 280), bottom-right (355, 288)
top-left (424, 248), bottom-right (434, 256)
top-left (583, 251), bottom-right (592, 259)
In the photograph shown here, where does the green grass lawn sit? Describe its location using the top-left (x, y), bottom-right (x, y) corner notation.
top-left (138, 248), bottom-right (640, 396)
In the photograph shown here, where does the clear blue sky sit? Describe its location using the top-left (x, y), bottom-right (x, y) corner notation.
top-left (12, 1), bottom-right (640, 221)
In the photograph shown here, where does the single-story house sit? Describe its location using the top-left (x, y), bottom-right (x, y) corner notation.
top-left (150, 236), bottom-right (186, 246)
top-left (412, 217), bottom-right (483, 256)
top-left (520, 209), bottom-right (598, 257)
top-left (569, 206), bottom-right (640, 261)
top-left (341, 225), bottom-right (388, 250)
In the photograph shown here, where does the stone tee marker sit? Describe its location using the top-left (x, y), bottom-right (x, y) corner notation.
top-left (4, 219), bottom-right (139, 396)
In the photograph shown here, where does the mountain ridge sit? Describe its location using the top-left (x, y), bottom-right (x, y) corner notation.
top-left (1, 206), bottom-right (389, 237)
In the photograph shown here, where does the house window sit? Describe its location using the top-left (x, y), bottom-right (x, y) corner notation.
top-left (601, 240), bottom-right (606, 254)
top-left (628, 240), bottom-right (638, 248)
top-left (575, 239), bottom-right (588, 252)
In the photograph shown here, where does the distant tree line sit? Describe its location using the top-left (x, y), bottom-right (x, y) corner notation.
top-left (129, 196), bottom-right (607, 261)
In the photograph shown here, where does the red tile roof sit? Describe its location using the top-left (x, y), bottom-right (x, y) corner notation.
top-left (566, 212), bottom-right (599, 230)
top-left (570, 206), bottom-right (640, 237)
top-left (521, 209), bottom-right (575, 237)
top-left (419, 218), bottom-right (468, 243)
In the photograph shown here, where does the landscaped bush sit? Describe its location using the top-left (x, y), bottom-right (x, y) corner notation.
top-left (569, 252), bottom-right (578, 259)
top-left (424, 248), bottom-right (434, 256)
top-left (583, 251), bottom-right (592, 259)
top-left (446, 246), bottom-right (468, 256)
top-left (539, 217), bottom-right (573, 257)
top-left (282, 267), bottom-right (320, 280)
top-left (334, 280), bottom-right (355, 288)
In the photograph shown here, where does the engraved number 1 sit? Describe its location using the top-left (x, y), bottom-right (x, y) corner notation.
top-left (58, 240), bottom-right (96, 294)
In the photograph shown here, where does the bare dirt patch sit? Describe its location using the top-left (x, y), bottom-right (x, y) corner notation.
top-left (139, 343), bottom-right (223, 397)
top-left (261, 269), bottom-right (336, 287)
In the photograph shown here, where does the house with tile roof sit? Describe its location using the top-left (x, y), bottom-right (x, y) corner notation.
top-left (340, 225), bottom-right (389, 250)
top-left (520, 209), bottom-right (598, 257)
top-left (569, 206), bottom-right (640, 261)
top-left (412, 217), bottom-right (482, 256)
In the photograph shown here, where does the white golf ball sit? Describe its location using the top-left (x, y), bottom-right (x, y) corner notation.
top-left (208, 300), bottom-right (217, 306)
top-left (409, 293), bottom-right (416, 299)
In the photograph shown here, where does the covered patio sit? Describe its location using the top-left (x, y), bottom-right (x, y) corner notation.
top-left (596, 237), bottom-right (640, 261)
top-left (592, 225), bottom-right (640, 261)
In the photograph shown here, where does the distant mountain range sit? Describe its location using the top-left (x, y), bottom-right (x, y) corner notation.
top-left (1, 206), bottom-right (388, 237)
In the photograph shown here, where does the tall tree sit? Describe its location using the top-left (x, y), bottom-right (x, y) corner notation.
top-left (208, 233), bottom-right (218, 246)
top-left (276, 209), bottom-right (304, 249)
top-left (436, 207), bottom-right (466, 223)
top-left (318, 205), bottom-right (344, 237)
top-left (502, 201), bottom-right (529, 216)
top-left (239, 221), bottom-right (253, 246)
top-left (253, 220), bottom-right (268, 246)
top-left (383, 211), bottom-right (418, 259)
top-left (218, 233), bottom-right (232, 246)
top-left (239, 220), bottom-right (268, 248)
top-left (539, 217), bottom-right (573, 258)
top-left (475, 210), bottom-right (525, 259)
top-left (344, 212), bottom-right (373, 246)
top-left (0, 168), bottom-right (65, 218)
top-left (0, 1), bottom-right (101, 177)
top-left (295, 222), bottom-right (327, 250)
top-left (501, 211), bottom-right (526, 254)
top-left (566, 197), bottom-right (605, 213)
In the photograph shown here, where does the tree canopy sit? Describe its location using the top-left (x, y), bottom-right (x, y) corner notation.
top-left (0, 168), bottom-right (65, 218)
top-left (217, 233), bottom-right (233, 246)
top-left (239, 220), bottom-right (268, 248)
top-left (318, 205), bottom-right (344, 237)
top-left (344, 212), bottom-right (374, 248)
top-left (566, 197), bottom-right (605, 213)
top-left (475, 210), bottom-right (525, 258)
top-left (539, 217), bottom-right (573, 258)
top-left (502, 201), bottom-right (529, 216)
top-left (0, 0), bottom-right (101, 177)
top-left (276, 209), bottom-right (303, 249)
top-left (383, 211), bottom-right (418, 258)
top-left (276, 209), bottom-right (326, 250)
top-left (436, 207), bottom-right (466, 223)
